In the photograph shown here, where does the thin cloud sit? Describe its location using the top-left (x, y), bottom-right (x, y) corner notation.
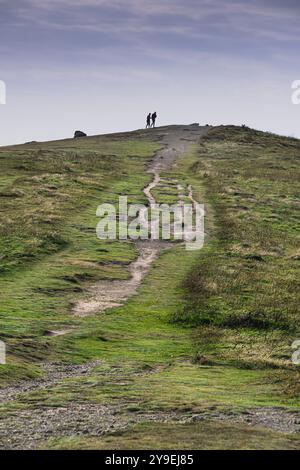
top-left (3, 0), bottom-right (300, 41)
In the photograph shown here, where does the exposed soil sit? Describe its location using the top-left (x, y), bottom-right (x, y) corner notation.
top-left (43, 329), bottom-right (74, 337)
top-left (0, 360), bottom-right (102, 403)
top-left (1, 398), bottom-right (299, 450)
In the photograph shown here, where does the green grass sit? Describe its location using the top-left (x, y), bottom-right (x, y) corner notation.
top-left (177, 126), bottom-right (299, 331)
top-left (0, 131), bottom-right (161, 383)
top-left (172, 126), bottom-right (300, 395)
top-left (0, 126), bottom-right (299, 450)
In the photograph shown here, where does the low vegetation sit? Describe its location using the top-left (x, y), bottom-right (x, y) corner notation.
top-left (173, 126), bottom-right (300, 390)
top-left (0, 132), bottom-right (160, 383)
top-left (0, 126), bottom-right (299, 449)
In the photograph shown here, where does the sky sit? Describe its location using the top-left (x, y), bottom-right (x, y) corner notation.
top-left (0, 0), bottom-right (299, 145)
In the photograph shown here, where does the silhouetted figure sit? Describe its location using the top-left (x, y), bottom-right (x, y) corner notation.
top-left (146, 113), bottom-right (151, 128)
top-left (151, 112), bottom-right (157, 128)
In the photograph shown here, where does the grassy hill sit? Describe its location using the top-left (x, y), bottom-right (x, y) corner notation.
top-left (0, 125), bottom-right (299, 450)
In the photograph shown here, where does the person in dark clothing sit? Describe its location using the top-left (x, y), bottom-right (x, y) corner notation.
top-left (151, 112), bottom-right (157, 128)
top-left (146, 113), bottom-right (151, 128)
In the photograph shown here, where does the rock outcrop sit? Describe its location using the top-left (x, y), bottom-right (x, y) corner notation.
top-left (74, 130), bottom-right (87, 138)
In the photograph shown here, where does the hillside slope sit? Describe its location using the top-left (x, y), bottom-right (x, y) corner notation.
top-left (0, 125), bottom-right (299, 450)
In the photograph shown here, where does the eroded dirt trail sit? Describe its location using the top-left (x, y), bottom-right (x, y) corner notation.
top-left (73, 125), bottom-right (207, 317)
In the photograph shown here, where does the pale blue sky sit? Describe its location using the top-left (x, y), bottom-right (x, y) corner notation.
top-left (0, 0), bottom-right (299, 144)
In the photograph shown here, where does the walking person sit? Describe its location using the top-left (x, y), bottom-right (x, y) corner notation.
top-left (146, 113), bottom-right (151, 128)
top-left (151, 112), bottom-right (157, 128)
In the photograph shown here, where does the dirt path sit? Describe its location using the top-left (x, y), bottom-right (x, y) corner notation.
top-left (0, 360), bottom-right (102, 403)
top-left (1, 356), bottom-right (299, 449)
top-left (1, 395), bottom-right (299, 449)
top-left (73, 125), bottom-right (208, 317)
